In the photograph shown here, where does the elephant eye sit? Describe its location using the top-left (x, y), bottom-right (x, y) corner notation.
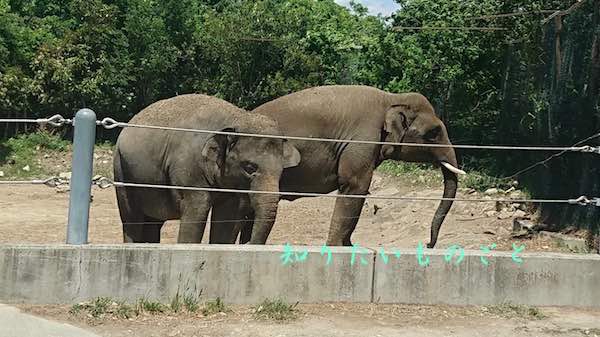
top-left (424, 126), bottom-right (441, 141)
top-left (242, 162), bottom-right (258, 175)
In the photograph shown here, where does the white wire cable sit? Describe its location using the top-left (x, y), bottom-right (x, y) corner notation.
top-left (98, 118), bottom-right (600, 153)
top-left (94, 178), bottom-right (595, 205)
top-left (0, 115), bottom-right (71, 127)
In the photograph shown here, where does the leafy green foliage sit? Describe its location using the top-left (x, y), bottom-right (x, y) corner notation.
top-left (0, 130), bottom-right (69, 177)
top-left (1, 0), bottom-right (598, 234)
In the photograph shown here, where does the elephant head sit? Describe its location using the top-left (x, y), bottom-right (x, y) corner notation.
top-left (201, 116), bottom-right (301, 244)
top-left (380, 92), bottom-right (465, 248)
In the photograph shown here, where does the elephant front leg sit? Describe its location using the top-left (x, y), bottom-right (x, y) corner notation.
top-left (177, 191), bottom-right (212, 243)
top-left (327, 195), bottom-right (367, 246)
top-left (327, 161), bottom-right (374, 246)
top-left (210, 196), bottom-right (243, 244)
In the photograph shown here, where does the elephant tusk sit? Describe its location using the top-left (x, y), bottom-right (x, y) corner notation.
top-left (441, 162), bottom-right (466, 175)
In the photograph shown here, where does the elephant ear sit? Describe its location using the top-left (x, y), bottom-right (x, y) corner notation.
top-left (381, 103), bottom-right (417, 160)
top-left (201, 128), bottom-right (239, 174)
top-left (282, 140), bottom-right (301, 168)
top-left (383, 104), bottom-right (413, 140)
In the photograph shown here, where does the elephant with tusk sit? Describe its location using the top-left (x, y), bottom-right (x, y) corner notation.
top-left (231, 85), bottom-right (465, 248)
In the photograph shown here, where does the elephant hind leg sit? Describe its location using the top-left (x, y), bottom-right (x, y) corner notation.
top-left (142, 218), bottom-right (164, 243)
top-left (239, 219), bottom-right (253, 244)
top-left (123, 222), bottom-right (144, 243)
top-left (117, 186), bottom-right (145, 243)
top-left (122, 218), bottom-right (163, 243)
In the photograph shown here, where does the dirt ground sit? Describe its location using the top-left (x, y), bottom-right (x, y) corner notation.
top-left (2, 150), bottom-right (598, 337)
top-left (0, 168), bottom-right (574, 252)
top-left (18, 303), bottom-right (600, 337)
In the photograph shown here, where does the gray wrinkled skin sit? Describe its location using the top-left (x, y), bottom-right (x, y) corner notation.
top-left (237, 85), bottom-right (459, 248)
top-left (114, 94), bottom-right (300, 244)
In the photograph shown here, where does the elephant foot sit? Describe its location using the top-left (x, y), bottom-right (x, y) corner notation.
top-left (326, 238), bottom-right (352, 247)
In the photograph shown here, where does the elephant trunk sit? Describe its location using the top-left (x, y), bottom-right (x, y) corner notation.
top-left (427, 144), bottom-right (461, 248)
top-left (248, 178), bottom-right (280, 244)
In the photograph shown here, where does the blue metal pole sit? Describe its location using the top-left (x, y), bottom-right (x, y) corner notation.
top-left (66, 109), bottom-right (96, 244)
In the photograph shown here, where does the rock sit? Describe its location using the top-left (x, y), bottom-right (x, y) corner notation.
top-left (0, 171), bottom-right (3, 177)
top-left (55, 186), bottom-right (70, 193)
top-left (509, 191), bottom-right (525, 199)
top-left (102, 160), bottom-right (108, 164)
top-left (483, 230), bottom-right (496, 235)
top-left (417, 176), bottom-right (426, 183)
top-left (512, 229), bottom-right (531, 239)
top-left (504, 186), bottom-right (516, 193)
top-left (59, 172), bottom-right (72, 180)
top-left (539, 231), bottom-right (589, 252)
top-left (560, 226), bottom-right (577, 235)
top-left (485, 210), bottom-right (498, 217)
top-left (22, 165), bottom-right (30, 172)
top-left (93, 175), bottom-right (102, 181)
top-left (497, 211), bottom-right (512, 220)
top-left (514, 210), bottom-right (527, 218)
top-left (7, 158), bottom-right (15, 165)
top-left (484, 188), bottom-right (499, 195)
top-left (513, 218), bottom-right (536, 232)
top-left (467, 188), bottom-right (477, 194)
top-left (44, 154), bottom-right (50, 159)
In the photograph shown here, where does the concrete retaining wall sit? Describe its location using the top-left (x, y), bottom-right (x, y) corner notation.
top-left (0, 244), bottom-right (374, 304)
top-left (1, 244), bottom-right (599, 307)
top-left (373, 249), bottom-right (600, 307)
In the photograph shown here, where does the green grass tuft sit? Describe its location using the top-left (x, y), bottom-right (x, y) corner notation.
top-left (183, 293), bottom-right (200, 313)
top-left (137, 298), bottom-right (165, 314)
top-left (253, 298), bottom-right (299, 321)
top-left (170, 292), bottom-right (183, 313)
top-left (202, 297), bottom-right (228, 315)
top-left (486, 303), bottom-right (546, 320)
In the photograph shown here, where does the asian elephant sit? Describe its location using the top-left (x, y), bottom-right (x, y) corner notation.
top-left (113, 94), bottom-right (301, 244)
top-left (236, 85), bottom-right (465, 248)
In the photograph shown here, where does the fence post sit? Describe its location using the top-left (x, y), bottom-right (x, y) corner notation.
top-left (66, 109), bottom-right (96, 245)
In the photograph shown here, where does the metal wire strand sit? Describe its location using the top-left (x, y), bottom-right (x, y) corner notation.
top-left (94, 178), bottom-right (596, 206)
top-left (98, 118), bottom-right (600, 153)
top-left (0, 114), bottom-right (72, 127)
top-left (0, 176), bottom-right (69, 188)
top-left (505, 131), bottom-right (600, 179)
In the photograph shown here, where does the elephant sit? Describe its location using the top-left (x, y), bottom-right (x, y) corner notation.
top-left (235, 85), bottom-right (465, 248)
top-left (113, 94), bottom-right (301, 244)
